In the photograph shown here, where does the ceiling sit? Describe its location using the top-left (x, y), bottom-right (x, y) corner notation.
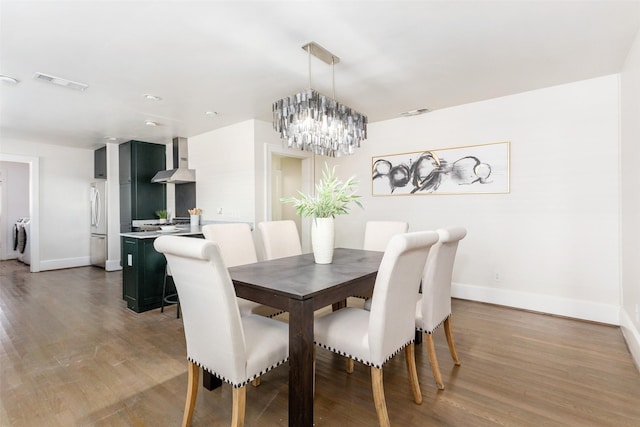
top-left (1, 1), bottom-right (639, 150)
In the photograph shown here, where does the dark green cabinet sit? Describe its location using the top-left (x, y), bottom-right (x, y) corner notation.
top-left (121, 234), bottom-right (203, 313)
top-left (119, 141), bottom-right (131, 183)
top-left (121, 236), bottom-right (172, 313)
top-left (94, 146), bottom-right (107, 179)
top-left (119, 140), bottom-right (166, 232)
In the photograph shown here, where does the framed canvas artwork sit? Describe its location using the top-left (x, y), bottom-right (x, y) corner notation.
top-left (372, 141), bottom-right (510, 196)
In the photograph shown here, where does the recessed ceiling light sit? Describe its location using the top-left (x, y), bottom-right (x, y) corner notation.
top-left (33, 72), bottom-right (88, 91)
top-left (0, 75), bottom-right (19, 85)
top-left (103, 136), bottom-right (118, 141)
top-left (144, 94), bottom-right (162, 101)
top-left (399, 108), bottom-right (430, 117)
top-left (145, 120), bottom-right (159, 127)
top-left (205, 111), bottom-right (218, 116)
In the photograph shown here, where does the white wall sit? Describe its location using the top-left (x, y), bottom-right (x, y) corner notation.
top-left (196, 79), bottom-right (622, 327)
top-left (189, 120), bottom-right (257, 223)
top-left (105, 143), bottom-right (122, 271)
top-left (620, 28), bottom-right (640, 368)
top-left (0, 161), bottom-right (29, 260)
top-left (1, 138), bottom-right (94, 270)
top-left (335, 75), bottom-right (621, 325)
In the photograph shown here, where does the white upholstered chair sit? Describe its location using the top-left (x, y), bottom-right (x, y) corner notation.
top-left (257, 220), bottom-right (302, 260)
top-left (314, 231), bottom-right (439, 427)
top-left (356, 220), bottom-right (409, 302)
top-left (202, 223), bottom-right (283, 318)
top-left (363, 220), bottom-right (409, 252)
top-left (416, 226), bottom-right (467, 390)
top-left (154, 236), bottom-right (289, 427)
top-left (201, 223), bottom-right (258, 266)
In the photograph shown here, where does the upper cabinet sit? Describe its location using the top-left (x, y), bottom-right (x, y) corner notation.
top-left (119, 140), bottom-right (166, 231)
top-left (119, 142), bottom-right (131, 183)
top-left (94, 146), bottom-right (107, 179)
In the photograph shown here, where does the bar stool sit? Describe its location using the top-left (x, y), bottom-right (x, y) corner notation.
top-left (160, 263), bottom-right (181, 318)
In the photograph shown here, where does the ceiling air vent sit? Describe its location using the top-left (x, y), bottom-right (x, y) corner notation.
top-left (33, 72), bottom-right (89, 91)
top-left (399, 108), bottom-right (430, 117)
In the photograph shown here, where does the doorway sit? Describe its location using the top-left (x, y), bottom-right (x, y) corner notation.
top-left (0, 154), bottom-right (40, 272)
top-left (265, 145), bottom-right (313, 252)
top-left (271, 155), bottom-right (302, 229)
top-left (0, 162), bottom-right (28, 260)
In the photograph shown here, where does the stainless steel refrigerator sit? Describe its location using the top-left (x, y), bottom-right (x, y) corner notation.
top-left (90, 181), bottom-right (107, 268)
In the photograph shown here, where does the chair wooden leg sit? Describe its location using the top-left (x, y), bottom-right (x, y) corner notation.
top-left (346, 357), bottom-right (354, 374)
top-left (404, 344), bottom-right (422, 404)
top-left (231, 386), bottom-right (247, 427)
top-left (425, 333), bottom-right (445, 390)
top-left (443, 317), bottom-right (460, 365)
top-left (371, 367), bottom-right (390, 427)
top-left (250, 378), bottom-right (260, 387)
top-left (182, 361), bottom-right (199, 427)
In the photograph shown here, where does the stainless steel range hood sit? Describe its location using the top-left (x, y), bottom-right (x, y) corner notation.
top-left (151, 137), bottom-right (196, 184)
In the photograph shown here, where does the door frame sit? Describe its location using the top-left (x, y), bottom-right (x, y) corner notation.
top-left (0, 153), bottom-right (40, 272)
top-left (264, 144), bottom-right (313, 252)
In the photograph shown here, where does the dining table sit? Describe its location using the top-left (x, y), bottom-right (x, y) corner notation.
top-left (203, 247), bottom-right (383, 427)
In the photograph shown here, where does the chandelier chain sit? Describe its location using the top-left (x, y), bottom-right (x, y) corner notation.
top-left (308, 46), bottom-right (312, 89)
top-left (332, 59), bottom-right (336, 100)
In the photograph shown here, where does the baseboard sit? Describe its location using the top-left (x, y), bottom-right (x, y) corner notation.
top-left (39, 257), bottom-right (123, 272)
top-left (105, 259), bottom-right (122, 271)
top-left (620, 309), bottom-right (640, 372)
top-left (452, 282), bottom-right (620, 325)
top-left (39, 256), bottom-right (90, 271)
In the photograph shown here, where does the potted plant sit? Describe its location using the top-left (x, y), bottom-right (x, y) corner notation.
top-left (155, 209), bottom-right (168, 224)
top-left (282, 163), bottom-right (362, 264)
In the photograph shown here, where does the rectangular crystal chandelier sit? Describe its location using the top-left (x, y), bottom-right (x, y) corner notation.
top-left (272, 42), bottom-right (368, 157)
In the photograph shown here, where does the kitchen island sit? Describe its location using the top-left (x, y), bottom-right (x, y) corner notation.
top-left (120, 225), bottom-right (204, 313)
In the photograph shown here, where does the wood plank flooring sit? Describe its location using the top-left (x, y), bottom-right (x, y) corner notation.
top-left (1, 260), bottom-right (639, 426)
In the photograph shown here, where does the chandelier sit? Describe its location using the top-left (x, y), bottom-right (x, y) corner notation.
top-left (272, 42), bottom-right (368, 157)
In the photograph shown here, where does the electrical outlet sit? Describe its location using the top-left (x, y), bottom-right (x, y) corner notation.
top-left (217, 207), bottom-right (223, 214)
top-left (494, 271), bottom-right (501, 282)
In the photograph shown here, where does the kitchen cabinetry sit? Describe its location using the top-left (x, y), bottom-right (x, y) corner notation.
top-left (121, 236), bottom-right (170, 312)
top-left (120, 229), bottom-right (203, 313)
top-left (119, 140), bottom-right (166, 232)
top-left (94, 146), bottom-right (107, 179)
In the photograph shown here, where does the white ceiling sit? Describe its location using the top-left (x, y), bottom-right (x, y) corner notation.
top-left (1, 1), bottom-right (639, 150)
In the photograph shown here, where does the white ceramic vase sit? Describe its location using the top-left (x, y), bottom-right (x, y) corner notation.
top-left (311, 217), bottom-right (335, 264)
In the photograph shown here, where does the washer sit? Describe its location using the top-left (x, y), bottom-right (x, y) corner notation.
top-left (12, 220), bottom-right (20, 251)
top-left (16, 218), bottom-right (31, 265)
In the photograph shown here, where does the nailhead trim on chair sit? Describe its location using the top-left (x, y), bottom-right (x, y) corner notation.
top-left (416, 313), bottom-right (451, 335)
top-left (267, 310), bottom-right (286, 318)
top-left (314, 339), bottom-right (414, 369)
top-left (187, 357), bottom-right (289, 388)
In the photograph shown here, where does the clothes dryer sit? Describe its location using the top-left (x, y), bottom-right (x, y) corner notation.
top-left (16, 218), bottom-right (30, 265)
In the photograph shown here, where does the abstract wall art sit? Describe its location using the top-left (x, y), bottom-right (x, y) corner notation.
top-left (372, 141), bottom-right (510, 196)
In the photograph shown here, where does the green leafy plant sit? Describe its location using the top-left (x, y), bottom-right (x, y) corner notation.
top-left (155, 210), bottom-right (168, 219)
top-left (281, 163), bottom-right (363, 218)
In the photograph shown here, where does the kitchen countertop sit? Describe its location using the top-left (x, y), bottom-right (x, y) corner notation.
top-left (120, 221), bottom-right (254, 239)
top-left (120, 225), bottom-right (204, 240)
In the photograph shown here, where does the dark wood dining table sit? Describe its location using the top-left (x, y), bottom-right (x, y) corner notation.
top-left (221, 248), bottom-right (383, 427)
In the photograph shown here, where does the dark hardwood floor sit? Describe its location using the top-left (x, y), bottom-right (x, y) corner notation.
top-left (1, 260), bottom-right (639, 426)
